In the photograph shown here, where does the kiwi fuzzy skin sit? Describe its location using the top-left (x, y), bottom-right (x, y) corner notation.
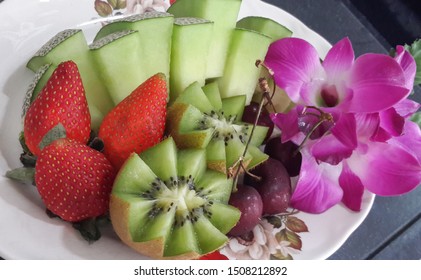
top-left (166, 103), bottom-right (209, 149)
top-left (110, 194), bottom-right (212, 260)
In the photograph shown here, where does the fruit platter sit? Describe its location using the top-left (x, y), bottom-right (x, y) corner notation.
top-left (1, 0), bottom-right (420, 260)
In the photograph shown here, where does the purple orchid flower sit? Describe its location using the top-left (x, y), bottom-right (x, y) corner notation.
top-left (264, 37), bottom-right (411, 113)
top-left (266, 37), bottom-right (421, 213)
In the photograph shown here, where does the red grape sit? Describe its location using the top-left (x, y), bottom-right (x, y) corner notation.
top-left (244, 158), bottom-right (291, 215)
top-left (228, 184), bottom-right (263, 237)
top-left (264, 137), bottom-right (302, 177)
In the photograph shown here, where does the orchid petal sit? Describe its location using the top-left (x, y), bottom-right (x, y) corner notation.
top-left (338, 162), bottom-right (365, 211)
top-left (310, 113), bottom-right (357, 164)
top-left (291, 151), bottom-right (343, 213)
top-left (347, 141), bottom-right (421, 196)
top-left (394, 45), bottom-right (416, 90)
top-left (270, 110), bottom-right (300, 143)
top-left (331, 113), bottom-right (358, 148)
top-left (374, 107), bottom-right (405, 140)
top-left (265, 38), bottom-right (325, 103)
top-left (355, 113), bottom-right (380, 139)
top-left (348, 54), bottom-right (409, 112)
top-left (323, 37), bottom-right (354, 83)
top-left (390, 120), bottom-right (421, 164)
top-left (311, 134), bottom-right (353, 165)
top-left (393, 99), bottom-right (421, 118)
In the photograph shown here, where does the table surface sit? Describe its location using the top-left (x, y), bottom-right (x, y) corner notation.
top-left (1, 0), bottom-right (420, 260)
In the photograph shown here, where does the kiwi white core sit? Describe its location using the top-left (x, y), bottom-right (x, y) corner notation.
top-left (200, 111), bottom-right (248, 145)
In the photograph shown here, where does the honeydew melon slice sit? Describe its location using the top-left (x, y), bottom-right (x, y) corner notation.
top-left (94, 12), bottom-right (174, 93)
top-left (238, 16), bottom-right (294, 113)
top-left (236, 16), bottom-right (293, 41)
top-left (170, 17), bottom-right (214, 102)
top-left (90, 30), bottom-right (144, 104)
top-left (218, 28), bottom-right (272, 105)
top-left (168, 0), bottom-right (242, 79)
top-left (26, 29), bottom-right (114, 124)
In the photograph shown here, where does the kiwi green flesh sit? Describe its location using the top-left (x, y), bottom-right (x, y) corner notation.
top-left (177, 149), bottom-right (206, 181)
top-left (113, 153), bottom-right (157, 194)
top-left (112, 139), bottom-right (238, 257)
top-left (139, 137), bottom-right (177, 182)
top-left (170, 87), bottom-right (267, 173)
top-left (244, 124), bottom-right (269, 146)
top-left (164, 219), bottom-right (199, 256)
top-left (115, 194), bottom-right (155, 240)
top-left (247, 145), bottom-right (270, 170)
top-left (225, 137), bottom-right (253, 172)
top-left (208, 202), bottom-right (241, 234)
top-left (202, 82), bottom-right (222, 110)
top-left (206, 139), bottom-right (226, 165)
top-left (196, 170), bottom-right (233, 204)
top-left (193, 216), bottom-right (229, 254)
top-left (175, 82), bottom-right (214, 113)
top-left (221, 95), bottom-right (247, 120)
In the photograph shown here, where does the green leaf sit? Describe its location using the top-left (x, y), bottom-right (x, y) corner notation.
top-left (72, 218), bottom-right (102, 243)
top-left (270, 253), bottom-right (293, 260)
top-left (411, 112), bottom-right (421, 129)
top-left (19, 131), bottom-right (31, 154)
top-left (276, 228), bottom-right (302, 250)
top-left (116, 0), bottom-right (126, 9)
top-left (38, 123), bottom-right (66, 151)
top-left (285, 216), bottom-right (309, 233)
top-left (107, 0), bottom-right (117, 9)
top-left (405, 39), bottom-right (421, 86)
top-left (265, 215), bottom-right (283, 228)
top-left (5, 167), bottom-right (35, 185)
top-left (95, 0), bottom-right (113, 17)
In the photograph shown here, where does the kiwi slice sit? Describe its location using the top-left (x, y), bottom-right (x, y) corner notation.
top-left (167, 81), bottom-right (269, 174)
top-left (110, 137), bottom-right (240, 259)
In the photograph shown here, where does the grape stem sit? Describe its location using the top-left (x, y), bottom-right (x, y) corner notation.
top-left (231, 76), bottom-right (270, 192)
top-left (295, 106), bottom-right (334, 155)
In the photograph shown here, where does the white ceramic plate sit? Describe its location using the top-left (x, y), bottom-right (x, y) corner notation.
top-left (0, 0), bottom-right (374, 260)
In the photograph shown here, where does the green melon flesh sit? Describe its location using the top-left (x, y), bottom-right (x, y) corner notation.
top-left (26, 29), bottom-right (114, 127)
top-left (90, 30), bottom-right (144, 104)
top-left (236, 16), bottom-right (293, 42)
top-left (218, 28), bottom-right (272, 105)
top-left (237, 16), bottom-right (294, 112)
top-left (168, 0), bottom-right (242, 79)
top-left (170, 17), bottom-right (214, 102)
top-left (111, 138), bottom-right (240, 258)
top-left (168, 84), bottom-right (268, 174)
top-left (94, 12), bottom-right (174, 95)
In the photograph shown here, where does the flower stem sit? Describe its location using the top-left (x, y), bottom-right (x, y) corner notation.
top-left (231, 77), bottom-right (269, 192)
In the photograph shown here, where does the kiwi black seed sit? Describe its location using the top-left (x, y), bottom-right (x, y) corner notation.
top-left (109, 137), bottom-right (241, 259)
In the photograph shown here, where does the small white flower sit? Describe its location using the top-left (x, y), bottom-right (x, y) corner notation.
top-left (125, 0), bottom-right (169, 15)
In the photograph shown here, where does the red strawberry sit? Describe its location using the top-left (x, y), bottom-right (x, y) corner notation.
top-left (35, 138), bottom-right (116, 222)
top-left (24, 61), bottom-right (91, 156)
top-left (170, 0), bottom-right (176, 4)
top-left (99, 73), bottom-right (167, 169)
top-left (199, 251), bottom-right (229, 260)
